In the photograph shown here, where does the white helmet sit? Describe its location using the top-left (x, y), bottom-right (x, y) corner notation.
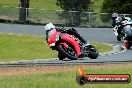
top-left (45, 23), bottom-right (55, 31)
top-left (112, 13), bottom-right (118, 18)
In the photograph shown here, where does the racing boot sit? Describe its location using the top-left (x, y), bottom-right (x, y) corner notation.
top-left (82, 42), bottom-right (91, 50)
top-left (78, 43), bottom-right (91, 57)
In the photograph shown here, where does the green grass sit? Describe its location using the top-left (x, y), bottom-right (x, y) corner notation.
top-left (0, 0), bottom-right (60, 10)
top-left (0, 0), bottom-right (107, 27)
top-left (0, 7), bottom-right (18, 19)
top-left (0, 0), bottom-right (19, 7)
top-left (91, 41), bottom-right (112, 53)
top-left (0, 0), bottom-right (104, 12)
top-left (28, 10), bottom-right (59, 22)
top-left (30, 0), bottom-right (60, 10)
top-left (0, 6), bottom-right (61, 23)
top-left (0, 33), bottom-right (112, 62)
top-left (0, 64), bottom-right (131, 88)
top-left (0, 33), bottom-right (58, 62)
top-left (0, 0), bottom-right (61, 22)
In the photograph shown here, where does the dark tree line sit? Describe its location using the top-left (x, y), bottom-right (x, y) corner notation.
top-left (18, 0), bottom-right (132, 25)
top-left (56, 0), bottom-right (90, 11)
top-left (101, 0), bottom-right (132, 14)
top-left (56, 0), bottom-right (91, 26)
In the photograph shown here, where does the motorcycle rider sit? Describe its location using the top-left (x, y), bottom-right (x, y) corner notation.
top-left (45, 23), bottom-right (88, 59)
top-left (112, 13), bottom-right (126, 37)
top-left (112, 13), bottom-right (118, 28)
top-left (45, 23), bottom-right (87, 45)
top-left (112, 13), bottom-right (132, 48)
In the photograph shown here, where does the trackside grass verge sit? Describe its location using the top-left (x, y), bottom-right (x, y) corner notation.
top-left (0, 0), bottom-right (60, 10)
top-left (0, 33), bottom-right (58, 62)
top-left (0, 64), bottom-right (131, 88)
top-left (91, 41), bottom-right (112, 53)
top-left (0, 33), bottom-right (112, 62)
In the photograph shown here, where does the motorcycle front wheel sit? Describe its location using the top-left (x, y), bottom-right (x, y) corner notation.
top-left (57, 44), bottom-right (78, 60)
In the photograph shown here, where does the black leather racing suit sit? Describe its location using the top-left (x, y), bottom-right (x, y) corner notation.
top-left (112, 16), bottom-right (125, 36)
top-left (46, 27), bottom-right (87, 44)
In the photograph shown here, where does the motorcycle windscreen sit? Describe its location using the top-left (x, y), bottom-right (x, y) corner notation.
top-left (47, 29), bottom-right (60, 45)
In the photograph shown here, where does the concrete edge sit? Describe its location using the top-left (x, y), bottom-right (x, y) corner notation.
top-left (99, 43), bottom-right (127, 56)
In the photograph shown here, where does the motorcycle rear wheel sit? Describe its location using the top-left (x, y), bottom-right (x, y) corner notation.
top-left (88, 45), bottom-right (99, 59)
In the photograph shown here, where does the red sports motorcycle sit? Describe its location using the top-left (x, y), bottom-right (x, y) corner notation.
top-left (47, 28), bottom-right (99, 60)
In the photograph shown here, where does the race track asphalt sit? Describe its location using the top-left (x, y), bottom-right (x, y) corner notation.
top-left (0, 23), bottom-right (132, 65)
